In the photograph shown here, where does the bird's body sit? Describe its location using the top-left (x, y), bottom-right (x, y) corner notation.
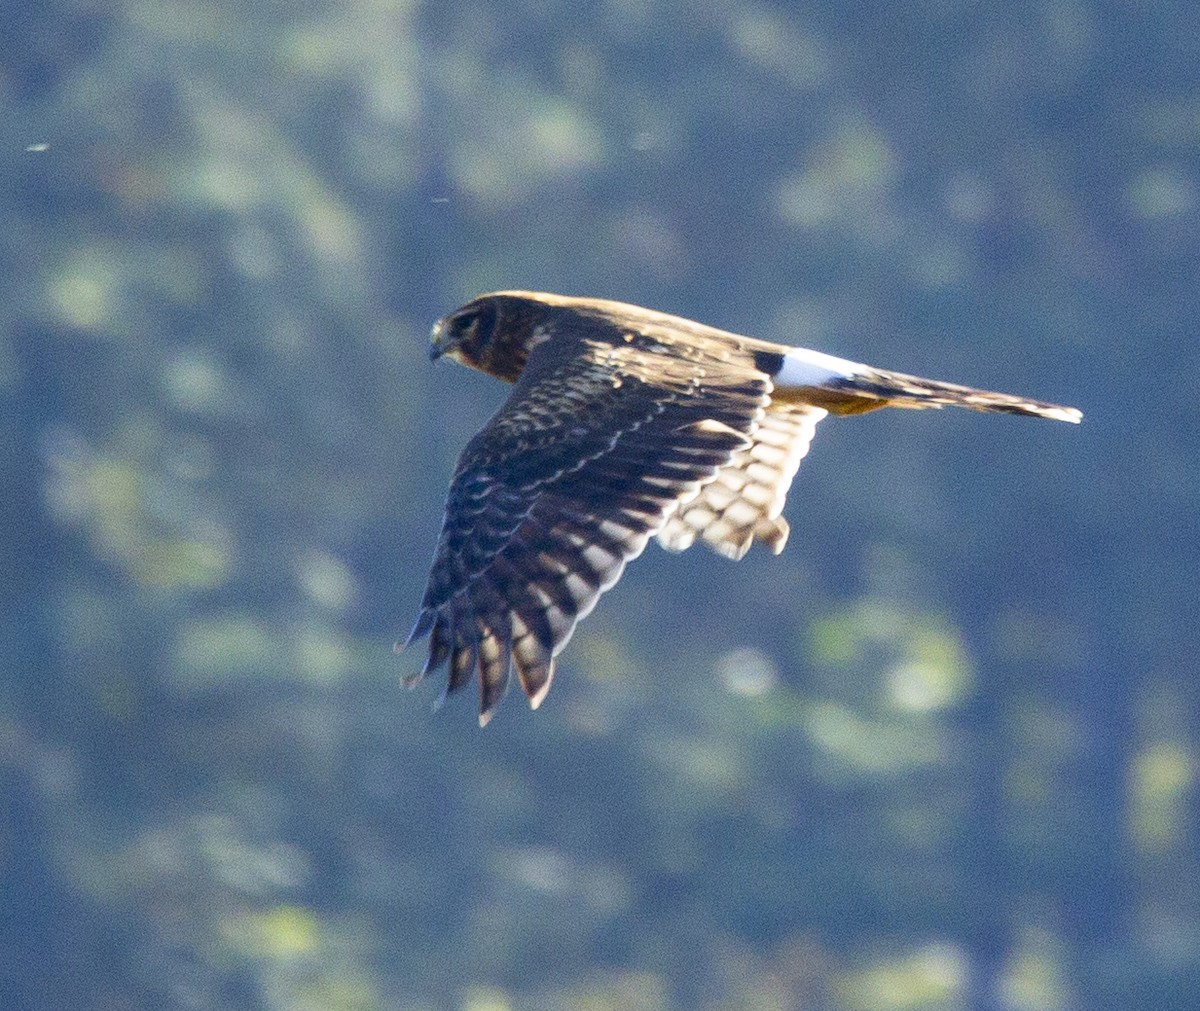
top-left (402, 291), bottom-right (1081, 724)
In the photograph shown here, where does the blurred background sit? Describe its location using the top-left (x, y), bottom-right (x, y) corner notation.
top-left (3, 2), bottom-right (1197, 1009)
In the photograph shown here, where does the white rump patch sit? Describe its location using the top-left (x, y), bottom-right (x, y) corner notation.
top-left (775, 347), bottom-right (864, 388)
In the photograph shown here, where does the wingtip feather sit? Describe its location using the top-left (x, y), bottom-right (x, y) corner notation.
top-left (527, 674), bottom-right (554, 710)
top-left (400, 609), bottom-right (436, 650)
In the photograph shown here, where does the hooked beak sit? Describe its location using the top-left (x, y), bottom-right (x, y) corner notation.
top-left (429, 320), bottom-right (445, 361)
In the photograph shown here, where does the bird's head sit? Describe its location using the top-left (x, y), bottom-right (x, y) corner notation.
top-left (430, 292), bottom-right (552, 383)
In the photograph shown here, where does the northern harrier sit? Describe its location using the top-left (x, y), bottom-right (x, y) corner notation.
top-left (401, 292), bottom-right (1080, 724)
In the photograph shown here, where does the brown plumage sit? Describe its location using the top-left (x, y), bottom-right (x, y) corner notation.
top-left (401, 291), bottom-right (1081, 724)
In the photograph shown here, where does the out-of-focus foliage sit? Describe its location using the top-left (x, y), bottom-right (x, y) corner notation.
top-left (3, 1), bottom-right (1198, 1009)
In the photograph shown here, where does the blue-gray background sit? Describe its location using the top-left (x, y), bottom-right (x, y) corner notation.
top-left (3, 2), bottom-right (1197, 1009)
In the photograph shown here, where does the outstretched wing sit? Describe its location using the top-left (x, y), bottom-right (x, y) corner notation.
top-left (657, 404), bottom-right (826, 560)
top-left (403, 336), bottom-right (770, 724)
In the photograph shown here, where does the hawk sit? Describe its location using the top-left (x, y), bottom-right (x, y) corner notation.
top-left (401, 291), bottom-right (1081, 724)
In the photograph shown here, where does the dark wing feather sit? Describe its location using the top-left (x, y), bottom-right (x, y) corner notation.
top-left (404, 332), bottom-right (769, 724)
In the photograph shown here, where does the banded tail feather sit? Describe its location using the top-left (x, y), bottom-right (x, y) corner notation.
top-left (771, 347), bottom-right (1083, 424)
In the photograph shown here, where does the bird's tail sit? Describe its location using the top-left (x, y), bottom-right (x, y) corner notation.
top-left (834, 367), bottom-right (1083, 423)
top-left (771, 347), bottom-right (1082, 423)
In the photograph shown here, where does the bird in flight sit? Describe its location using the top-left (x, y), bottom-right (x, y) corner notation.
top-left (401, 292), bottom-right (1081, 724)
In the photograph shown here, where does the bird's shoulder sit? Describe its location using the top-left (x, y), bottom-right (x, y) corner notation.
top-left (453, 341), bottom-right (667, 483)
top-left (451, 296), bottom-right (781, 482)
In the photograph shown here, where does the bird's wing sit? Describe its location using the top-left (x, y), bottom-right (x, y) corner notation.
top-left (657, 403), bottom-right (827, 560)
top-left (403, 337), bottom-right (770, 724)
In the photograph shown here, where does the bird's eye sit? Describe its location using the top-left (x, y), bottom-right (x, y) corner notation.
top-left (454, 302), bottom-right (496, 342)
top-left (449, 310), bottom-right (478, 336)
